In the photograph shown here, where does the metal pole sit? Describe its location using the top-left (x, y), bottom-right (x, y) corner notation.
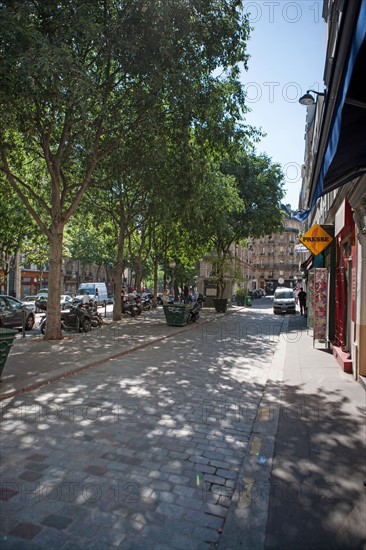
top-left (22, 309), bottom-right (26, 339)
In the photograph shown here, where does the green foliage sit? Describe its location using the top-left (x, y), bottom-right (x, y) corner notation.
top-left (220, 152), bottom-right (285, 239)
top-left (66, 212), bottom-right (117, 269)
top-left (21, 234), bottom-right (49, 269)
top-left (235, 287), bottom-right (248, 297)
top-left (0, 181), bottom-right (43, 286)
top-left (0, 0), bottom-right (268, 336)
top-left (197, 151), bottom-right (285, 297)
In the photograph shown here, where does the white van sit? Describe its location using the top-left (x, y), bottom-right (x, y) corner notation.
top-left (273, 287), bottom-right (296, 314)
top-left (75, 283), bottom-right (108, 306)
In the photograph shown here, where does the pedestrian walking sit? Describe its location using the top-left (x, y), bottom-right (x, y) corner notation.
top-left (298, 288), bottom-right (307, 315)
top-left (121, 288), bottom-right (126, 313)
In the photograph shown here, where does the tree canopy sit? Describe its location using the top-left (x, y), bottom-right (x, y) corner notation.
top-left (1, 0), bottom-right (254, 338)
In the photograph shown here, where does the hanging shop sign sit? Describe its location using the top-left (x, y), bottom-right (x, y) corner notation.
top-left (300, 224), bottom-right (333, 256)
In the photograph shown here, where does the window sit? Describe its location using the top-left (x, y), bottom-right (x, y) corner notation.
top-left (275, 290), bottom-right (293, 299)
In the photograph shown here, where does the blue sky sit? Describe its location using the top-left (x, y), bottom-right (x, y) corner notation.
top-left (240, 0), bottom-right (326, 210)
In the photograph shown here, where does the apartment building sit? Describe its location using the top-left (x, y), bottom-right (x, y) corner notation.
top-left (250, 205), bottom-right (303, 294)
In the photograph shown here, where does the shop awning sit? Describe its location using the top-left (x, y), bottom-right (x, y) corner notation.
top-left (297, 1), bottom-right (366, 221)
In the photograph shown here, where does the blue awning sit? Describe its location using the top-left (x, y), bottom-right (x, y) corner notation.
top-left (297, 1), bottom-right (366, 222)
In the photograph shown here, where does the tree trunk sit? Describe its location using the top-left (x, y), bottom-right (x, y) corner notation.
top-left (153, 256), bottom-right (158, 307)
top-left (174, 281), bottom-right (179, 301)
top-left (135, 262), bottom-right (142, 293)
top-left (44, 228), bottom-right (63, 340)
top-left (113, 223), bottom-right (125, 321)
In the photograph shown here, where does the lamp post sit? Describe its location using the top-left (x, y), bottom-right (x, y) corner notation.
top-left (299, 89), bottom-right (325, 106)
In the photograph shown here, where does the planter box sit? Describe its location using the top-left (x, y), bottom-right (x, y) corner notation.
top-left (0, 328), bottom-right (17, 380)
top-left (163, 304), bottom-right (192, 326)
top-left (236, 296), bottom-right (246, 306)
top-left (213, 298), bottom-right (228, 313)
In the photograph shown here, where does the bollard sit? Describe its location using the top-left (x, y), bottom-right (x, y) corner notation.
top-left (22, 309), bottom-right (26, 338)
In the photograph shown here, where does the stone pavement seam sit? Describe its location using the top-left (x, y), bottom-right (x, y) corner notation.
top-left (0, 306), bottom-right (246, 402)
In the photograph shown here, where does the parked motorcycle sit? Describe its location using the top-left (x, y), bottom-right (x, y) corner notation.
top-left (133, 294), bottom-right (144, 315)
top-left (82, 302), bottom-right (104, 328)
top-left (121, 296), bottom-right (136, 317)
top-left (189, 293), bottom-right (205, 323)
top-left (71, 298), bottom-right (103, 326)
top-left (38, 301), bottom-right (92, 335)
top-left (142, 296), bottom-right (153, 311)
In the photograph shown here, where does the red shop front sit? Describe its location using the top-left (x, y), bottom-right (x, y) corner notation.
top-left (333, 200), bottom-right (355, 372)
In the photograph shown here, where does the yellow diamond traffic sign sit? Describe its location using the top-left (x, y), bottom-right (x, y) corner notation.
top-left (299, 224), bottom-right (333, 256)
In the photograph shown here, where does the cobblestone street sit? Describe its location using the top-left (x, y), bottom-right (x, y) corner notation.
top-left (1, 307), bottom-right (282, 549)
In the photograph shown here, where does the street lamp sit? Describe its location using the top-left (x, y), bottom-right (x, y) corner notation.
top-left (299, 89), bottom-right (325, 106)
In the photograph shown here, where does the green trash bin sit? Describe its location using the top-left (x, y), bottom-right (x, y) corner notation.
top-left (245, 295), bottom-right (252, 307)
top-left (163, 303), bottom-right (192, 326)
top-left (0, 328), bottom-right (17, 380)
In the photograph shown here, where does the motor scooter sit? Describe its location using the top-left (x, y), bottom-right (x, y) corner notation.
top-left (134, 294), bottom-right (144, 315)
top-left (189, 293), bottom-right (205, 322)
top-left (121, 296), bottom-right (136, 317)
top-left (142, 296), bottom-right (153, 311)
top-left (38, 301), bottom-right (92, 334)
top-left (82, 301), bottom-right (104, 328)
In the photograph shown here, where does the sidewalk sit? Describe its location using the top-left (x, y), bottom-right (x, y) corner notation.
top-left (219, 313), bottom-right (366, 550)
top-left (1, 305), bottom-right (365, 549)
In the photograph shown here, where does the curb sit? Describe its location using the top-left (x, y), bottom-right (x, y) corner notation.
top-left (218, 315), bottom-right (287, 550)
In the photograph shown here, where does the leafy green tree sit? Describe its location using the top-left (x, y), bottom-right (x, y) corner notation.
top-left (199, 152), bottom-right (285, 298)
top-left (21, 233), bottom-right (50, 290)
top-left (1, 0), bottom-right (253, 337)
top-left (0, 183), bottom-right (42, 292)
top-left (220, 152), bottom-right (285, 238)
top-left (66, 212), bottom-right (116, 283)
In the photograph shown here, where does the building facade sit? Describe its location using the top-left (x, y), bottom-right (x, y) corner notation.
top-left (0, 255), bottom-right (115, 298)
top-left (298, 0), bottom-right (366, 380)
top-left (197, 204), bottom-right (305, 302)
top-left (250, 205), bottom-right (303, 294)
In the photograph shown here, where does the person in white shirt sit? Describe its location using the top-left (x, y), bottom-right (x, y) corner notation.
top-left (82, 291), bottom-right (90, 305)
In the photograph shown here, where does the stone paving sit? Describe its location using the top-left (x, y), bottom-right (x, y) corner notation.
top-left (0, 306), bottom-right (283, 549)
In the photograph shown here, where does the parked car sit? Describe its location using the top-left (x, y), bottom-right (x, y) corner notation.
top-left (21, 295), bottom-right (39, 312)
top-left (107, 295), bottom-right (115, 304)
top-left (60, 295), bottom-right (73, 309)
top-left (0, 295), bottom-right (35, 330)
top-left (273, 287), bottom-right (296, 314)
top-left (22, 295), bottom-right (51, 312)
